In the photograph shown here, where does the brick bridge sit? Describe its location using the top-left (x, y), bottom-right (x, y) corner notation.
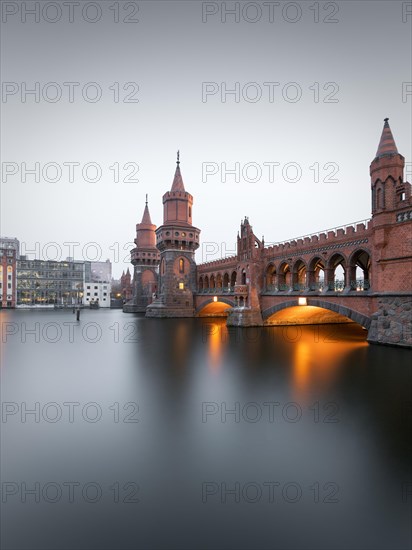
top-left (125, 119), bottom-right (412, 348)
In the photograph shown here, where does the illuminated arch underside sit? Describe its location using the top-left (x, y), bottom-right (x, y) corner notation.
top-left (266, 305), bottom-right (356, 326)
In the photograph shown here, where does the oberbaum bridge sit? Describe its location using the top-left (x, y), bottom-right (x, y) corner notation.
top-left (123, 119), bottom-right (412, 348)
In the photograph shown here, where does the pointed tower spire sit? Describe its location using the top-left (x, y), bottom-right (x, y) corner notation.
top-left (171, 150), bottom-right (185, 192)
top-left (375, 118), bottom-right (398, 158)
top-left (141, 194), bottom-right (152, 225)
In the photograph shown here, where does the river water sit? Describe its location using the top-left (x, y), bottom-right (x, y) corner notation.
top-left (0, 309), bottom-right (411, 550)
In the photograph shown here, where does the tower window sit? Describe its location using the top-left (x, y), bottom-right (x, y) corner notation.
top-left (179, 259), bottom-right (184, 273)
top-left (400, 192), bottom-right (406, 201)
top-left (189, 207), bottom-right (191, 217)
top-left (179, 282), bottom-right (184, 290)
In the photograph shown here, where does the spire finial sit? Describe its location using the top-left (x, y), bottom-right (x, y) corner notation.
top-left (177, 150), bottom-right (180, 165)
top-left (375, 117), bottom-right (398, 157)
top-left (145, 193), bottom-right (148, 206)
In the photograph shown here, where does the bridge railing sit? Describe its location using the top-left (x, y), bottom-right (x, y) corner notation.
top-left (264, 279), bottom-right (370, 293)
top-left (196, 287), bottom-right (235, 295)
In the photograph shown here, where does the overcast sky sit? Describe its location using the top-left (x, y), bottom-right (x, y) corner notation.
top-left (1, 0), bottom-right (411, 277)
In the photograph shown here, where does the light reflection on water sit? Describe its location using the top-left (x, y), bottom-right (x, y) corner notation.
top-left (0, 310), bottom-right (411, 550)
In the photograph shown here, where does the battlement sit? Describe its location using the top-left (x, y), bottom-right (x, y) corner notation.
top-left (197, 255), bottom-right (237, 272)
top-left (163, 191), bottom-right (193, 202)
top-left (264, 219), bottom-right (372, 258)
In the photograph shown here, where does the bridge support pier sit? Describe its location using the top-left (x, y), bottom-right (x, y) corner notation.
top-left (367, 295), bottom-right (412, 348)
top-left (226, 306), bottom-right (263, 327)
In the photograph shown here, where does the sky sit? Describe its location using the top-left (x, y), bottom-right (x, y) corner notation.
top-left (1, 0), bottom-right (411, 278)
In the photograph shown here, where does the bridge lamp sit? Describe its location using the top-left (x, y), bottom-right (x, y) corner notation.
top-left (298, 297), bottom-right (307, 306)
top-left (213, 296), bottom-right (218, 302)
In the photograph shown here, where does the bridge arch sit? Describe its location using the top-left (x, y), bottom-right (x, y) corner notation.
top-left (327, 253), bottom-right (347, 291)
top-left (292, 259), bottom-right (307, 289)
top-left (261, 299), bottom-right (371, 330)
top-left (196, 297), bottom-right (235, 316)
top-left (278, 261), bottom-right (291, 289)
top-left (265, 263), bottom-right (277, 287)
top-left (307, 256), bottom-right (325, 290)
top-left (348, 248), bottom-right (371, 290)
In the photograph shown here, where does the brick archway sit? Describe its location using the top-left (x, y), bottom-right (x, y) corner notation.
top-left (261, 299), bottom-right (371, 329)
top-left (195, 297), bottom-right (236, 315)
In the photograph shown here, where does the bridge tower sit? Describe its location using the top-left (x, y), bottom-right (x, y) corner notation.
top-left (146, 153), bottom-right (201, 317)
top-left (124, 197), bottom-right (160, 312)
top-left (370, 118), bottom-right (412, 292)
top-left (226, 217), bottom-right (265, 326)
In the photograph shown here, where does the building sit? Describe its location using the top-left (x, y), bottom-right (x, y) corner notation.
top-left (17, 257), bottom-right (84, 305)
top-left (0, 237), bottom-right (20, 259)
top-left (125, 119), bottom-right (412, 348)
top-left (83, 260), bottom-right (112, 308)
top-left (0, 247), bottom-right (17, 308)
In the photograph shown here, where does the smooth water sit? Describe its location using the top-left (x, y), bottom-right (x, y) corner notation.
top-left (0, 309), bottom-right (411, 550)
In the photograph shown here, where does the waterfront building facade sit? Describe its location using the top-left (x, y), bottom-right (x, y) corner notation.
top-left (83, 260), bottom-right (112, 308)
top-left (17, 257), bottom-right (84, 305)
top-left (0, 247), bottom-right (17, 308)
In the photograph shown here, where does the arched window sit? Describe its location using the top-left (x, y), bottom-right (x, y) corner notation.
top-left (188, 206), bottom-right (192, 218)
top-left (179, 258), bottom-right (184, 273)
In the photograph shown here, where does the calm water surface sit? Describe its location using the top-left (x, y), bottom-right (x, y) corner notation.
top-left (0, 309), bottom-right (411, 550)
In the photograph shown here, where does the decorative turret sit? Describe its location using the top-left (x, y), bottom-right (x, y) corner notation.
top-left (370, 118), bottom-right (410, 216)
top-left (146, 153), bottom-right (201, 318)
top-left (156, 152), bottom-right (200, 253)
top-left (131, 196), bottom-right (160, 266)
top-left (123, 196), bottom-right (160, 313)
top-left (237, 216), bottom-right (264, 261)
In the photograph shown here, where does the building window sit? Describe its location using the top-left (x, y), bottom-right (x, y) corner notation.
top-left (94, 292), bottom-right (98, 296)
top-left (400, 192), bottom-right (406, 201)
top-left (179, 259), bottom-right (184, 273)
top-left (179, 282), bottom-right (184, 290)
top-left (103, 292), bottom-right (107, 296)
top-left (8, 283), bottom-right (11, 289)
top-left (87, 292), bottom-right (90, 296)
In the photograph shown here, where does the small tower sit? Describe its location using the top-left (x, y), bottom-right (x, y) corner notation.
top-left (227, 217), bottom-right (264, 326)
top-left (123, 197), bottom-right (160, 312)
top-left (370, 118), bottom-right (410, 224)
top-left (146, 152), bottom-right (201, 317)
top-left (369, 118), bottom-right (412, 292)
